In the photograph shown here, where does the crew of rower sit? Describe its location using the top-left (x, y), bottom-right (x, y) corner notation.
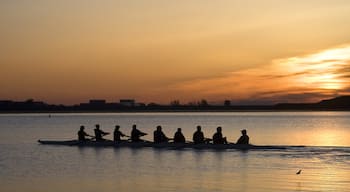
top-left (77, 124), bottom-right (249, 145)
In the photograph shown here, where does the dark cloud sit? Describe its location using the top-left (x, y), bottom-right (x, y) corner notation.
top-left (260, 71), bottom-right (312, 79)
top-left (336, 65), bottom-right (350, 74)
top-left (342, 86), bottom-right (350, 92)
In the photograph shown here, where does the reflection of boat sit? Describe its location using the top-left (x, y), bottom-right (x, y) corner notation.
top-left (37, 140), bottom-right (288, 150)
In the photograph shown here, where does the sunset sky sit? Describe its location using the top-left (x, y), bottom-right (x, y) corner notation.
top-left (1, 0), bottom-right (350, 104)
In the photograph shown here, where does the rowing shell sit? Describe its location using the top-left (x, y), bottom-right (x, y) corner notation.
top-left (38, 140), bottom-right (288, 150)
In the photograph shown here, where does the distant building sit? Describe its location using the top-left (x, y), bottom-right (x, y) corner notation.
top-left (79, 99), bottom-right (110, 110)
top-left (89, 100), bottom-right (106, 105)
top-left (120, 99), bottom-right (135, 107)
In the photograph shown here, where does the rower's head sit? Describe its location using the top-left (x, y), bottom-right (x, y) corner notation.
top-left (80, 125), bottom-right (85, 130)
top-left (115, 125), bottom-right (120, 130)
top-left (95, 124), bottom-right (100, 129)
top-left (241, 129), bottom-right (247, 135)
top-left (217, 126), bottom-right (222, 132)
top-left (177, 128), bottom-right (182, 132)
top-left (196, 126), bottom-right (201, 131)
top-left (132, 124), bottom-right (137, 130)
top-left (156, 125), bottom-right (162, 131)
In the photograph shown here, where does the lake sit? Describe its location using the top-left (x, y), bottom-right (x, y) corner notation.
top-left (0, 112), bottom-right (350, 191)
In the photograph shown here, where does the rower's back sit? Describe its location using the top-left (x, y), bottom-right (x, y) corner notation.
top-left (78, 126), bottom-right (87, 141)
top-left (154, 126), bottom-right (168, 143)
top-left (236, 129), bottom-right (249, 144)
top-left (131, 124), bottom-right (146, 142)
top-left (174, 128), bottom-right (185, 143)
top-left (193, 126), bottom-right (204, 144)
top-left (212, 127), bottom-right (227, 144)
top-left (94, 124), bottom-right (103, 141)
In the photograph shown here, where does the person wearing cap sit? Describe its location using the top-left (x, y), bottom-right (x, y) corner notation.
top-left (236, 129), bottom-right (249, 144)
top-left (78, 125), bottom-right (92, 141)
top-left (94, 124), bottom-right (109, 142)
top-left (212, 126), bottom-right (227, 144)
top-left (173, 128), bottom-right (186, 143)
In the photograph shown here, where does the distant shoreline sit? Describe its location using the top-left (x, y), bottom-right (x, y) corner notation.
top-left (1, 109), bottom-right (350, 114)
top-left (1, 96), bottom-right (350, 113)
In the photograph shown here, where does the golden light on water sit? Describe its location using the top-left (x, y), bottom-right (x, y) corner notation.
top-left (314, 130), bottom-right (339, 146)
top-left (305, 123), bottom-right (349, 147)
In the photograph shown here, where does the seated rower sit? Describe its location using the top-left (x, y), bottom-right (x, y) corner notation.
top-left (212, 126), bottom-right (227, 144)
top-left (153, 125), bottom-right (170, 143)
top-left (173, 128), bottom-right (186, 143)
top-left (113, 125), bottom-right (128, 142)
top-left (236, 129), bottom-right (249, 145)
top-left (193, 126), bottom-right (205, 144)
top-left (131, 124), bottom-right (147, 142)
top-left (94, 124), bottom-right (109, 142)
top-left (78, 125), bottom-right (92, 141)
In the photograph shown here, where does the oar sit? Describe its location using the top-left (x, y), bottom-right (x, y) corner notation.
top-left (204, 138), bottom-right (212, 144)
top-left (87, 135), bottom-right (96, 141)
top-left (127, 138), bottom-right (152, 143)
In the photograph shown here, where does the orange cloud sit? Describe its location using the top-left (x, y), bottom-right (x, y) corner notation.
top-left (170, 45), bottom-right (350, 104)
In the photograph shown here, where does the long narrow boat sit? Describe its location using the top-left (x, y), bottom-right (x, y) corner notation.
top-left (38, 139), bottom-right (289, 150)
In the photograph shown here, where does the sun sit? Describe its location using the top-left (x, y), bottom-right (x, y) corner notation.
top-left (279, 45), bottom-right (350, 91)
top-left (303, 74), bottom-right (344, 90)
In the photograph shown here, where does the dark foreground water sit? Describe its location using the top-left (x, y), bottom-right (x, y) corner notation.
top-left (1, 112), bottom-right (350, 191)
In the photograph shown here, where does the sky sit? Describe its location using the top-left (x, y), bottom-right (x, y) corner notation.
top-left (1, 0), bottom-right (350, 105)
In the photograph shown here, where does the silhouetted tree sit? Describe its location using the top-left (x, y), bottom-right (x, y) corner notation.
top-left (198, 99), bottom-right (209, 106)
top-left (170, 100), bottom-right (181, 106)
top-left (147, 102), bottom-right (160, 107)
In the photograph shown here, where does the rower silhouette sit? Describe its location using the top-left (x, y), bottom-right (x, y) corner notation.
top-left (131, 124), bottom-right (147, 142)
top-left (153, 125), bottom-right (170, 143)
top-left (236, 129), bottom-right (249, 144)
top-left (113, 125), bottom-right (127, 142)
top-left (193, 126), bottom-right (205, 144)
top-left (212, 126), bottom-right (227, 144)
top-left (78, 125), bottom-right (92, 141)
top-left (173, 128), bottom-right (186, 143)
top-left (94, 124), bottom-right (109, 142)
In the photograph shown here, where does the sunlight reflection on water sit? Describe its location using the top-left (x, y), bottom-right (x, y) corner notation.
top-left (0, 112), bottom-right (350, 191)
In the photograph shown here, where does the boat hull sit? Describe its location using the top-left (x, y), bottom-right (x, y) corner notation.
top-left (38, 140), bottom-right (287, 150)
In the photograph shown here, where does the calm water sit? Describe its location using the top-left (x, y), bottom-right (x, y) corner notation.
top-left (0, 112), bottom-right (350, 192)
